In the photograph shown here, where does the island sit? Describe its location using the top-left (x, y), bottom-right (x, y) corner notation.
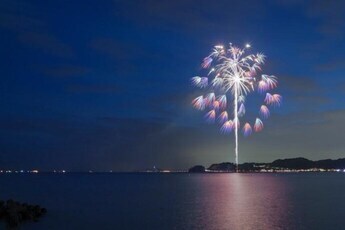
top-left (188, 165), bottom-right (206, 173)
top-left (189, 157), bottom-right (345, 173)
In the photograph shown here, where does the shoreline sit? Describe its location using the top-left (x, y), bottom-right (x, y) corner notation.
top-left (0, 170), bottom-right (345, 174)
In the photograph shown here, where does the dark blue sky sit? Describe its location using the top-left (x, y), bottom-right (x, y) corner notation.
top-left (1, 0), bottom-right (345, 171)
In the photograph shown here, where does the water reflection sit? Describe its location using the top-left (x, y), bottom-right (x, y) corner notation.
top-left (190, 174), bottom-right (295, 230)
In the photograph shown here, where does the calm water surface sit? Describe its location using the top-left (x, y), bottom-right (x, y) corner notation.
top-left (0, 173), bottom-right (344, 230)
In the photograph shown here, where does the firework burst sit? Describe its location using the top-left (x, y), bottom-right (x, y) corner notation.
top-left (190, 42), bottom-right (282, 169)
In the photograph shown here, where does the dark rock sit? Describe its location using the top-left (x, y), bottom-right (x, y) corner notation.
top-left (6, 200), bottom-right (14, 206)
top-left (0, 200), bottom-right (47, 227)
top-left (6, 209), bottom-right (20, 228)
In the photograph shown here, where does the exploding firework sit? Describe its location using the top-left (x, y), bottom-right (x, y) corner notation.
top-left (191, 43), bottom-right (282, 170)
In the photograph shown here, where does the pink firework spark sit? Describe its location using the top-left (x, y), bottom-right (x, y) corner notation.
top-left (221, 120), bottom-right (234, 134)
top-left (217, 95), bottom-right (227, 109)
top-left (264, 93), bottom-right (273, 104)
top-left (258, 80), bottom-right (268, 93)
top-left (259, 105), bottom-right (270, 119)
top-left (204, 110), bottom-right (216, 123)
top-left (265, 93), bottom-right (282, 106)
top-left (192, 96), bottom-right (205, 110)
top-left (205, 93), bottom-right (215, 106)
top-left (212, 101), bottom-right (220, 111)
top-left (271, 94), bottom-right (282, 106)
top-left (242, 123), bottom-right (252, 137)
top-left (202, 57), bottom-right (213, 68)
top-left (261, 75), bottom-right (277, 89)
top-left (218, 111), bottom-right (228, 124)
top-left (254, 118), bottom-right (264, 132)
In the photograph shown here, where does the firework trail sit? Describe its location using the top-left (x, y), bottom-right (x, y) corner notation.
top-left (191, 43), bottom-right (282, 170)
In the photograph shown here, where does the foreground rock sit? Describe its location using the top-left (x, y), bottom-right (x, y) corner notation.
top-left (0, 199), bottom-right (47, 228)
top-left (188, 165), bottom-right (206, 173)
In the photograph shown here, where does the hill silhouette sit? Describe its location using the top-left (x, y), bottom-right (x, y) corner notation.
top-left (189, 157), bottom-right (345, 172)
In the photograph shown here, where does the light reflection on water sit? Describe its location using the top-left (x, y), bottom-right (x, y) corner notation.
top-left (193, 174), bottom-right (295, 230)
top-left (0, 173), bottom-right (344, 229)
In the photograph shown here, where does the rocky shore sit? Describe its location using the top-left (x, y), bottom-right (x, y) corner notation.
top-left (0, 199), bottom-right (47, 228)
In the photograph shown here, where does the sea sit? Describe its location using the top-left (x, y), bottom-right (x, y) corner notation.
top-left (0, 173), bottom-right (344, 230)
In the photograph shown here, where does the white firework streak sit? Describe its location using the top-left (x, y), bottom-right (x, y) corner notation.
top-left (191, 43), bottom-right (282, 171)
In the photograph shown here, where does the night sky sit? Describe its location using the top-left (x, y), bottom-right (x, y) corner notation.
top-left (1, 0), bottom-right (345, 171)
